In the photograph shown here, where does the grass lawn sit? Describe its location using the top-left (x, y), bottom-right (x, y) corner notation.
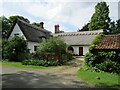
top-left (0, 61), bottom-right (57, 69)
top-left (77, 68), bottom-right (120, 90)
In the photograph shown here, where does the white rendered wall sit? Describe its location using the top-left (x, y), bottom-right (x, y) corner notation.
top-left (28, 42), bottom-right (40, 53)
top-left (9, 23), bottom-right (26, 40)
top-left (72, 45), bottom-right (89, 55)
top-left (83, 46), bottom-right (89, 55)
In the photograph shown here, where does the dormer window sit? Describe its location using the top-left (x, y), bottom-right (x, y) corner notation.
top-left (39, 36), bottom-right (46, 41)
top-left (42, 37), bottom-right (46, 41)
top-left (14, 33), bottom-right (19, 36)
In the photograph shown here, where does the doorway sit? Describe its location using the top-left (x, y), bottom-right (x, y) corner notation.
top-left (79, 47), bottom-right (83, 56)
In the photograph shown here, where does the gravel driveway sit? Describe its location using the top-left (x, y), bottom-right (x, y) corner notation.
top-left (1, 57), bottom-right (95, 88)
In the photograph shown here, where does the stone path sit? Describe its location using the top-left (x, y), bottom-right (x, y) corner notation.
top-left (1, 57), bottom-right (96, 88)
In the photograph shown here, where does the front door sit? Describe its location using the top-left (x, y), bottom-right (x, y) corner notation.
top-left (79, 47), bottom-right (83, 56)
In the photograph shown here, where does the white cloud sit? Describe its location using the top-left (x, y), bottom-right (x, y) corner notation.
top-left (24, 2), bottom-right (96, 30)
top-left (0, 2), bottom-right (3, 16)
top-left (1, 0), bottom-right (119, 32)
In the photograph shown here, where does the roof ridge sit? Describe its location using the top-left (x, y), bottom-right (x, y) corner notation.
top-left (54, 30), bottom-right (103, 37)
top-left (17, 18), bottom-right (51, 33)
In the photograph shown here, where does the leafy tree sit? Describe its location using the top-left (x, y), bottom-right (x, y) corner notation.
top-left (37, 37), bottom-right (67, 62)
top-left (109, 21), bottom-right (116, 34)
top-left (78, 23), bottom-right (89, 32)
top-left (109, 19), bottom-right (120, 34)
top-left (3, 36), bottom-right (29, 61)
top-left (88, 2), bottom-right (111, 31)
top-left (0, 15), bottom-right (30, 39)
top-left (59, 30), bottom-right (64, 33)
top-left (115, 19), bottom-right (120, 33)
top-left (32, 22), bottom-right (40, 27)
top-left (9, 15), bottom-right (30, 23)
top-left (0, 16), bottom-right (11, 38)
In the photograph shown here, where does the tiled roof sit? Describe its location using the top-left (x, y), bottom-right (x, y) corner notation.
top-left (52, 30), bottom-right (103, 45)
top-left (7, 18), bottom-right (52, 43)
top-left (95, 34), bottom-right (120, 49)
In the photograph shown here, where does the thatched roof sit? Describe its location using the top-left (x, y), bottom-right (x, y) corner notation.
top-left (53, 30), bottom-right (103, 46)
top-left (7, 18), bottom-right (52, 43)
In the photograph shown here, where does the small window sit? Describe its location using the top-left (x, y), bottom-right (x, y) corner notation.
top-left (34, 46), bottom-right (38, 51)
top-left (14, 33), bottom-right (19, 36)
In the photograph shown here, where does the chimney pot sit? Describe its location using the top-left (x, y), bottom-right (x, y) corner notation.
top-left (55, 24), bottom-right (59, 33)
top-left (40, 22), bottom-right (44, 29)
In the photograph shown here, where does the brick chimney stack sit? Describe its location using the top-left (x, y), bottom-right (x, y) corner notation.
top-left (55, 24), bottom-right (59, 33)
top-left (40, 22), bottom-right (44, 29)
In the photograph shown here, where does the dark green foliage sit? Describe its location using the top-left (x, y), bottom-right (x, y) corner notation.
top-left (92, 34), bottom-right (104, 45)
top-left (78, 23), bottom-right (89, 31)
top-left (89, 34), bottom-right (104, 51)
top-left (37, 37), bottom-right (67, 54)
top-left (96, 60), bottom-right (120, 74)
top-left (84, 51), bottom-right (120, 74)
top-left (37, 38), bottom-right (73, 64)
top-left (32, 53), bottom-right (56, 61)
top-left (37, 37), bottom-right (69, 62)
top-left (60, 52), bottom-right (73, 64)
top-left (0, 16), bottom-right (11, 38)
top-left (60, 54), bottom-right (68, 64)
top-left (9, 15), bottom-right (30, 23)
top-left (109, 19), bottom-right (120, 34)
top-left (66, 52), bottom-right (73, 60)
top-left (59, 30), bottom-right (64, 33)
top-left (84, 52), bottom-right (98, 67)
top-left (32, 22), bottom-right (40, 27)
top-left (22, 59), bottom-right (60, 67)
top-left (3, 36), bottom-right (29, 61)
top-left (88, 2), bottom-right (111, 31)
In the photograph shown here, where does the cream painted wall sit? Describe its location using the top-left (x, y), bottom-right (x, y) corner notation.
top-left (9, 23), bottom-right (26, 40)
top-left (72, 45), bottom-right (89, 55)
top-left (28, 42), bottom-right (40, 53)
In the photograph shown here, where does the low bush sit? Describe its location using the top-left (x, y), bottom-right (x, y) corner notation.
top-left (81, 66), bottom-right (103, 73)
top-left (84, 52), bottom-right (98, 67)
top-left (22, 59), bottom-right (60, 67)
top-left (96, 60), bottom-right (120, 74)
top-left (84, 51), bottom-right (120, 74)
top-left (91, 34), bottom-right (104, 45)
top-left (3, 36), bottom-right (29, 62)
top-left (60, 52), bottom-right (73, 64)
top-left (66, 52), bottom-right (73, 60)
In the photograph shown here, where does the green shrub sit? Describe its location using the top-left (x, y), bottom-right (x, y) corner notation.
top-left (60, 54), bottom-right (68, 64)
top-left (60, 52), bottom-right (73, 64)
top-left (81, 66), bottom-right (103, 73)
top-left (81, 66), bottom-right (89, 71)
top-left (66, 52), bottom-right (73, 60)
top-left (84, 51), bottom-right (120, 74)
top-left (3, 36), bottom-right (29, 61)
top-left (37, 37), bottom-right (67, 56)
top-left (84, 52), bottom-right (98, 67)
top-left (22, 59), bottom-right (60, 67)
top-left (96, 60), bottom-right (120, 74)
top-left (92, 34), bottom-right (104, 45)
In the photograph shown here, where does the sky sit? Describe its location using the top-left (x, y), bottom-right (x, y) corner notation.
top-left (0, 0), bottom-right (119, 33)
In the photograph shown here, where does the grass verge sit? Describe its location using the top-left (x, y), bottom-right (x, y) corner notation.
top-left (77, 68), bottom-right (120, 90)
top-left (0, 61), bottom-right (57, 69)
